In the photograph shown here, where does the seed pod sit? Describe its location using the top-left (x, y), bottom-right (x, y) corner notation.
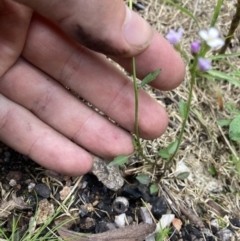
top-left (113, 197), bottom-right (129, 214)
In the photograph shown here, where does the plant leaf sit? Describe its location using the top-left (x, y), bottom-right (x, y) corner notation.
top-left (225, 102), bottom-right (235, 112)
top-left (207, 70), bottom-right (240, 87)
top-left (217, 119), bottom-right (231, 126)
top-left (176, 172), bottom-right (190, 180)
top-left (168, 140), bottom-right (179, 155)
top-left (210, 0), bottom-right (223, 27)
top-left (158, 140), bottom-right (179, 159)
top-left (229, 115), bottom-right (240, 142)
top-left (158, 149), bottom-right (170, 159)
top-left (139, 69), bottom-right (161, 88)
top-left (108, 155), bottom-right (129, 166)
top-left (149, 184), bottom-right (159, 195)
top-left (136, 174), bottom-right (151, 185)
top-left (208, 164), bottom-right (217, 176)
top-left (229, 71), bottom-right (240, 78)
top-left (209, 52), bottom-right (240, 60)
top-left (179, 99), bottom-right (187, 119)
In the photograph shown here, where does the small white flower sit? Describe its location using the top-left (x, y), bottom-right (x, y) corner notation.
top-left (199, 27), bottom-right (224, 49)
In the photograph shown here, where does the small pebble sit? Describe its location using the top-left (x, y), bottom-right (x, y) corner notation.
top-left (140, 207), bottom-right (153, 224)
top-left (9, 179), bottom-right (17, 187)
top-left (230, 217), bottom-right (240, 227)
top-left (217, 228), bottom-right (234, 241)
top-left (60, 186), bottom-right (71, 200)
top-left (80, 217), bottom-right (96, 231)
top-left (149, 196), bottom-right (167, 219)
top-left (34, 183), bottom-right (50, 198)
top-left (95, 221), bottom-right (116, 233)
top-left (81, 181), bottom-right (88, 189)
top-left (6, 171), bottom-right (22, 182)
top-left (28, 183), bottom-right (35, 192)
top-left (115, 213), bottom-right (126, 227)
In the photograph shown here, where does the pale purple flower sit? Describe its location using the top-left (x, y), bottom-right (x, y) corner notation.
top-left (198, 58), bottom-right (211, 72)
top-left (190, 40), bottom-right (201, 54)
top-left (165, 28), bottom-right (184, 45)
top-left (199, 27), bottom-right (224, 49)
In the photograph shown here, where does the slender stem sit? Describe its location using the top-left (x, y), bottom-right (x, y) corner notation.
top-left (132, 58), bottom-right (153, 162)
top-left (165, 58), bottom-right (197, 168)
top-left (128, 0), bottom-right (153, 163)
top-left (132, 57), bottom-right (140, 142)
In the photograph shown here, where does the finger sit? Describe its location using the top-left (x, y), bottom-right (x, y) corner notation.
top-left (0, 58), bottom-right (134, 158)
top-left (111, 31), bottom-right (186, 91)
top-left (23, 15), bottom-right (168, 140)
top-left (0, 94), bottom-right (92, 175)
top-left (13, 0), bottom-right (153, 57)
top-left (0, 0), bottom-right (32, 77)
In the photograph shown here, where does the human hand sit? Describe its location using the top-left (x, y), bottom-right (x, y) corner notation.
top-left (0, 0), bottom-right (185, 175)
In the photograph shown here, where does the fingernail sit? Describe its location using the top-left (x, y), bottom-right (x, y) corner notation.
top-left (123, 6), bottom-right (153, 48)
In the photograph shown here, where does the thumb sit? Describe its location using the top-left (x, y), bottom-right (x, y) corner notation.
top-left (13, 0), bottom-right (153, 57)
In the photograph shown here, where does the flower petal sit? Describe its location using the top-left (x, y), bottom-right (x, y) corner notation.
top-left (208, 38), bottom-right (225, 48)
top-left (191, 40), bottom-right (201, 54)
top-left (177, 28), bottom-right (184, 37)
top-left (199, 30), bottom-right (209, 41)
top-left (208, 27), bottom-right (219, 38)
top-left (198, 58), bottom-right (211, 72)
top-left (165, 28), bottom-right (183, 45)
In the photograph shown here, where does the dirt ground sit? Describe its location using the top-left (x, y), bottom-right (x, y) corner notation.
top-left (1, 0), bottom-right (240, 240)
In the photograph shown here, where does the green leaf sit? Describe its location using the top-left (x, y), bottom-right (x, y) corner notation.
top-left (210, 0), bottom-right (223, 27)
top-left (229, 115), bottom-right (240, 142)
top-left (139, 69), bottom-right (161, 88)
top-left (176, 171), bottom-right (190, 180)
top-left (230, 70), bottom-right (240, 78)
top-left (158, 149), bottom-right (170, 159)
top-left (168, 140), bottom-right (179, 155)
top-left (158, 140), bottom-right (179, 159)
top-left (207, 70), bottom-right (240, 87)
top-left (179, 99), bottom-right (187, 119)
top-left (136, 174), bottom-right (151, 185)
top-left (208, 164), bottom-right (217, 176)
top-left (217, 119), bottom-right (231, 127)
top-left (225, 102), bottom-right (235, 112)
top-left (209, 52), bottom-right (240, 60)
top-left (108, 155), bottom-right (129, 166)
top-left (150, 183), bottom-right (159, 195)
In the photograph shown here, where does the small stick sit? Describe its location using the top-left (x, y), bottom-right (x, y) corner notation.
top-left (219, 0), bottom-right (240, 54)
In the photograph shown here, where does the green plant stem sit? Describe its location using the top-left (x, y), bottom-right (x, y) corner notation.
top-left (132, 57), bottom-right (140, 142)
top-left (165, 58), bottom-right (197, 168)
top-left (132, 58), bottom-right (153, 162)
top-left (129, 0), bottom-right (153, 163)
top-left (219, 0), bottom-right (240, 54)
